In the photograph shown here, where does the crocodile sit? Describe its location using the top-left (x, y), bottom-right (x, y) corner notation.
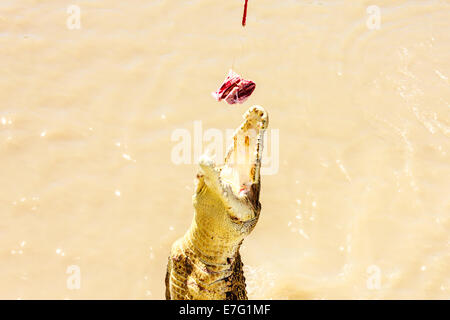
top-left (165, 105), bottom-right (268, 300)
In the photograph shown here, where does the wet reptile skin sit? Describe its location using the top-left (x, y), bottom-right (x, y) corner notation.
top-left (166, 106), bottom-right (268, 300)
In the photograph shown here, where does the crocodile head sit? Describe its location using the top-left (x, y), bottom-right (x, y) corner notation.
top-left (194, 106), bottom-right (268, 239)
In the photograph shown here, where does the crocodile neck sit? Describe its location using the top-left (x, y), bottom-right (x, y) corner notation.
top-left (183, 211), bottom-right (244, 268)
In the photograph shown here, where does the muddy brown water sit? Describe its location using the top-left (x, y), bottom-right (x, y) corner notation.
top-left (0, 0), bottom-right (449, 299)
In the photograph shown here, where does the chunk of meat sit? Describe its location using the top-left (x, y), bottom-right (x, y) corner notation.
top-left (212, 70), bottom-right (256, 105)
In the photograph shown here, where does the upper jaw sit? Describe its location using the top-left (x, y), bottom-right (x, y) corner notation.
top-left (197, 106), bottom-right (268, 222)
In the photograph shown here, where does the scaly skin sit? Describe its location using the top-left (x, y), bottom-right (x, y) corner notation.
top-left (166, 106), bottom-right (268, 300)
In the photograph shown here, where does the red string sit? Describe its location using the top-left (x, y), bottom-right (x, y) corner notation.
top-left (242, 0), bottom-right (248, 26)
